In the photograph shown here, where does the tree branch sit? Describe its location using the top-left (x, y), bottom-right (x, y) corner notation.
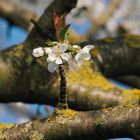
top-left (0, 105), bottom-right (139, 139)
top-left (0, 0), bottom-right (140, 111)
top-left (116, 75), bottom-right (140, 89)
top-left (0, 35), bottom-right (140, 111)
top-left (88, 0), bottom-right (121, 38)
top-left (92, 34), bottom-right (140, 77)
top-left (0, 0), bottom-right (38, 30)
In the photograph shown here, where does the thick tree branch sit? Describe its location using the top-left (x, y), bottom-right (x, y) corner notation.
top-left (0, 36), bottom-right (140, 110)
top-left (26, 0), bottom-right (77, 48)
top-left (0, 0), bottom-right (140, 111)
top-left (93, 34), bottom-right (140, 77)
top-left (0, 0), bottom-right (38, 30)
top-left (0, 105), bottom-right (140, 139)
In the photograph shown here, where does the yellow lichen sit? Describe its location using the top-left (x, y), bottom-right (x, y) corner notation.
top-left (0, 123), bottom-right (15, 129)
top-left (95, 116), bottom-right (104, 126)
top-left (54, 108), bottom-right (77, 118)
top-left (122, 89), bottom-right (140, 104)
top-left (67, 61), bottom-right (115, 91)
top-left (122, 104), bottom-right (138, 109)
top-left (47, 108), bottom-right (77, 125)
top-left (29, 131), bottom-right (44, 140)
top-left (25, 55), bottom-right (33, 66)
top-left (6, 44), bottom-right (25, 58)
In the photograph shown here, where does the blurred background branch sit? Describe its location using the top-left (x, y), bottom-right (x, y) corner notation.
top-left (0, 0), bottom-right (38, 30)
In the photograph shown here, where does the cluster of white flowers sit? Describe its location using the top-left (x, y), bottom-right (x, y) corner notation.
top-left (32, 43), bottom-right (94, 73)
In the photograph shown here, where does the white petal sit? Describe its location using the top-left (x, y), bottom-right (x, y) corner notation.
top-left (68, 57), bottom-right (77, 70)
top-left (82, 53), bottom-right (91, 60)
top-left (55, 57), bottom-right (63, 64)
top-left (82, 47), bottom-right (90, 54)
top-left (52, 46), bottom-right (59, 52)
top-left (75, 53), bottom-right (83, 66)
top-left (45, 47), bottom-right (52, 54)
top-left (61, 53), bottom-right (70, 61)
top-left (56, 66), bottom-right (59, 73)
top-left (48, 53), bottom-right (56, 62)
top-left (84, 45), bottom-right (95, 50)
top-left (82, 45), bottom-right (94, 54)
top-left (58, 43), bottom-right (68, 52)
top-left (75, 53), bottom-right (81, 61)
top-left (48, 63), bottom-right (58, 73)
top-left (32, 47), bottom-right (44, 57)
top-left (72, 45), bottom-right (80, 49)
top-left (47, 57), bottom-right (52, 63)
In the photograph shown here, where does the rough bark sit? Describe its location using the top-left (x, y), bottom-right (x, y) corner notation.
top-left (0, 0), bottom-right (38, 30)
top-left (0, 0), bottom-right (140, 111)
top-left (0, 105), bottom-right (140, 140)
top-left (0, 0), bottom-right (140, 139)
top-left (0, 35), bottom-right (140, 111)
top-left (92, 35), bottom-right (140, 77)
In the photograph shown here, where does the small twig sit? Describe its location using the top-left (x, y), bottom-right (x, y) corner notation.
top-left (57, 64), bottom-right (68, 109)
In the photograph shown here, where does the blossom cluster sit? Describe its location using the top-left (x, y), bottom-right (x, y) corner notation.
top-left (32, 42), bottom-right (94, 73)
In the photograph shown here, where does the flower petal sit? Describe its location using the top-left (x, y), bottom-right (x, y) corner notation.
top-left (52, 46), bottom-right (59, 52)
top-left (75, 53), bottom-right (83, 66)
top-left (82, 47), bottom-right (90, 54)
top-left (48, 53), bottom-right (56, 62)
top-left (45, 47), bottom-right (52, 54)
top-left (82, 45), bottom-right (94, 53)
top-left (82, 53), bottom-right (91, 60)
top-left (68, 57), bottom-right (77, 70)
top-left (72, 45), bottom-right (80, 49)
top-left (61, 53), bottom-right (70, 61)
top-left (84, 45), bottom-right (95, 50)
top-left (55, 57), bottom-right (63, 64)
top-left (48, 63), bottom-right (58, 73)
top-left (58, 43), bottom-right (68, 52)
top-left (32, 47), bottom-right (44, 57)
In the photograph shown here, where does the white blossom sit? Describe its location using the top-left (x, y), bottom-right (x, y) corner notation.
top-left (32, 47), bottom-right (44, 57)
top-left (32, 43), bottom-right (94, 73)
top-left (74, 45), bottom-right (94, 66)
top-left (45, 44), bottom-right (70, 65)
top-left (48, 62), bottom-right (59, 73)
top-left (44, 43), bottom-right (71, 73)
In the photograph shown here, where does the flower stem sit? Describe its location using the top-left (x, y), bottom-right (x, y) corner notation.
top-left (57, 64), bottom-right (68, 109)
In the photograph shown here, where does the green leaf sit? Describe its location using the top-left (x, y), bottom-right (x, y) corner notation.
top-left (59, 24), bottom-right (71, 41)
